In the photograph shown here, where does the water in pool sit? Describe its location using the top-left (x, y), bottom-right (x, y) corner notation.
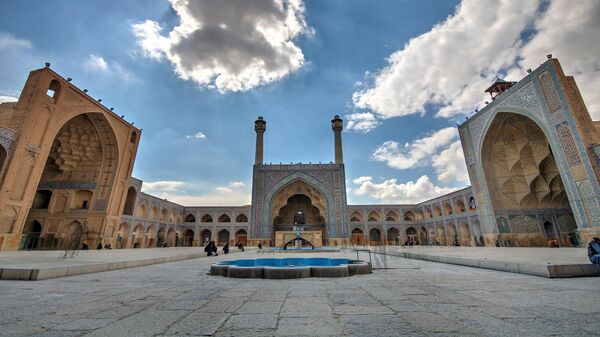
top-left (218, 257), bottom-right (352, 267)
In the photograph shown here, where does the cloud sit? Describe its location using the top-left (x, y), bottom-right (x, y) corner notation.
top-left (83, 54), bottom-right (109, 72)
top-left (518, 0), bottom-right (600, 119)
top-left (0, 96), bottom-right (18, 103)
top-left (372, 127), bottom-right (458, 169)
top-left (345, 112), bottom-right (380, 133)
top-left (351, 175), bottom-right (457, 204)
top-left (132, 0), bottom-right (311, 92)
top-left (82, 54), bottom-right (139, 83)
top-left (352, 0), bottom-right (600, 122)
top-left (0, 32), bottom-right (32, 49)
top-left (185, 131), bottom-right (206, 139)
top-left (141, 180), bottom-right (250, 206)
top-left (229, 181), bottom-right (245, 188)
top-left (142, 181), bottom-right (185, 193)
top-left (432, 140), bottom-right (469, 184)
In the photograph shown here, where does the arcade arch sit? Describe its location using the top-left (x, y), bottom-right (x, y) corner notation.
top-left (387, 227), bottom-right (400, 245)
top-left (350, 228), bottom-right (365, 245)
top-left (385, 211), bottom-right (399, 222)
top-left (123, 187), bottom-right (136, 216)
top-left (350, 211), bottom-right (362, 222)
top-left (369, 228), bottom-right (382, 245)
top-left (200, 229), bottom-right (212, 245)
top-left (218, 229), bottom-right (230, 246)
top-left (183, 229), bottom-right (194, 247)
top-left (235, 229), bottom-right (247, 245)
top-left (367, 211), bottom-right (380, 222)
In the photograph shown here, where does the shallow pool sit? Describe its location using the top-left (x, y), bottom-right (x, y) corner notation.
top-left (217, 257), bottom-right (351, 267)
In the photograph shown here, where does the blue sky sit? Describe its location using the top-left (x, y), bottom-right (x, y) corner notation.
top-left (1, 0), bottom-right (598, 206)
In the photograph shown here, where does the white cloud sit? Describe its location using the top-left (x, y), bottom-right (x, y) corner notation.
top-left (82, 54), bottom-right (139, 83)
top-left (185, 131), bottom-right (206, 140)
top-left (372, 127), bottom-right (458, 169)
top-left (432, 140), bottom-right (469, 184)
top-left (345, 112), bottom-right (380, 133)
top-left (83, 54), bottom-right (109, 72)
top-left (351, 175), bottom-right (457, 204)
top-left (518, 0), bottom-right (600, 119)
top-left (0, 96), bottom-right (18, 103)
top-left (132, 0), bottom-right (311, 92)
top-left (229, 181), bottom-right (245, 188)
top-left (352, 0), bottom-right (600, 122)
top-left (142, 181), bottom-right (185, 193)
top-left (0, 32), bottom-right (32, 49)
top-left (141, 180), bottom-right (250, 206)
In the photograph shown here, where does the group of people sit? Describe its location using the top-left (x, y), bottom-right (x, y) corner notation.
top-left (204, 241), bottom-right (247, 256)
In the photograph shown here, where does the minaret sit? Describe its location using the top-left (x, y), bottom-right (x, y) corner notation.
top-left (331, 115), bottom-right (343, 164)
top-left (254, 116), bottom-right (266, 165)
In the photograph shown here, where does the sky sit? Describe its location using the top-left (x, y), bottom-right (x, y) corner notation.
top-left (0, 0), bottom-right (599, 206)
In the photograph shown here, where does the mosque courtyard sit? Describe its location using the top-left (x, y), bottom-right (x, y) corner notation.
top-left (0, 250), bottom-right (598, 337)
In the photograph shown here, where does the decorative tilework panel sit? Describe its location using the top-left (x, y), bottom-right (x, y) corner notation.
top-left (539, 72), bottom-right (561, 113)
top-left (556, 122), bottom-right (582, 167)
top-left (497, 217), bottom-right (510, 233)
top-left (38, 181), bottom-right (97, 190)
top-left (508, 214), bottom-right (540, 233)
top-left (577, 180), bottom-right (600, 226)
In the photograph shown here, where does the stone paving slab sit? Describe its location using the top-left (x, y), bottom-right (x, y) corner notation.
top-left (0, 248), bottom-right (245, 280)
top-left (0, 251), bottom-right (599, 336)
top-left (357, 246), bottom-right (599, 277)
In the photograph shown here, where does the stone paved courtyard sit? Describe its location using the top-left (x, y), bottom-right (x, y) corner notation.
top-left (0, 251), bottom-right (598, 337)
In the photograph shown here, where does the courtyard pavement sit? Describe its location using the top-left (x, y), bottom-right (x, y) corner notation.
top-left (0, 250), bottom-right (598, 337)
top-left (358, 246), bottom-right (598, 277)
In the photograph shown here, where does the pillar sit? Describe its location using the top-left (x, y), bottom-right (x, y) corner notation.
top-left (331, 115), bottom-right (343, 164)
top-left (254, 116), bottom-right (266, 165)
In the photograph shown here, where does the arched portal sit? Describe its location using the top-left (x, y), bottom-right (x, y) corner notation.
top-left (185, 214), bottom-right (196, 223)
top-left (200, 229), bottom-right (211, 245)
top-left (167, 228), bottom-right (175, 246)
top-left (481, 112), bottom-right (574, 246)
top-left (406, 227), bottom-right (417, 244)
top-left (419, 227), bottom-right (428, 245)
top-left (385, 211), bottom-right (399, 222)
top-left (22, 220), bottom-right (42, 250)
top-left (473, 221), bottom-right (483, 246)
top-left (447, 224), bottom-right (457, 245)
top-left (235, 229), bottom-right (247, 246)
top-left (0, 144), bottom-right (7, 178)
top-left (183, 229), bottom-right (194, 247)
top-left (459, 222), bottom-right (472, 246)
top-left (350, 211), bottom-right (362, 222)
top-left (369, 228), bottom-right (382, 245)
top-left (403, 211), bottom-right (416, 221)
top-left (218, 229), bottom-right (230, 246)
top-left (271, 180), bottom-right (327, 244)
top-left (65, 221), bottom-right (83, 250)
top-left (236, 214), bottom-right (248, 222)
top-left (437, 226), bottom-right (447, 245)
top-left (157, 227), bottom-right (166, 247)
top-left (387, 227), bottom-right (400, 245)
top-left (543, 221), bottom-right (558, 240)
top-left (218, 214), bottom-right (231, 223)
top-left (116, 222), bottom-right (129, 248)
top-left (123, 187), bottom-right (137, 216)
top-left (132, 224), bottom-right (144, 248)
top-left (350, 228), bottom-right (364, 246)
top-left (146, 226), bottom-right (156, 248)
top-left (24, 113), bottom-right (120, 247)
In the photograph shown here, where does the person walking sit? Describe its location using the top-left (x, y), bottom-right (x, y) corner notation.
top-left (223, 242), bottom-right (229, 254)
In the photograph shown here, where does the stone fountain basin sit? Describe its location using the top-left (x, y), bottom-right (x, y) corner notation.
top-left (210, 257), bottom-right (370, 279)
